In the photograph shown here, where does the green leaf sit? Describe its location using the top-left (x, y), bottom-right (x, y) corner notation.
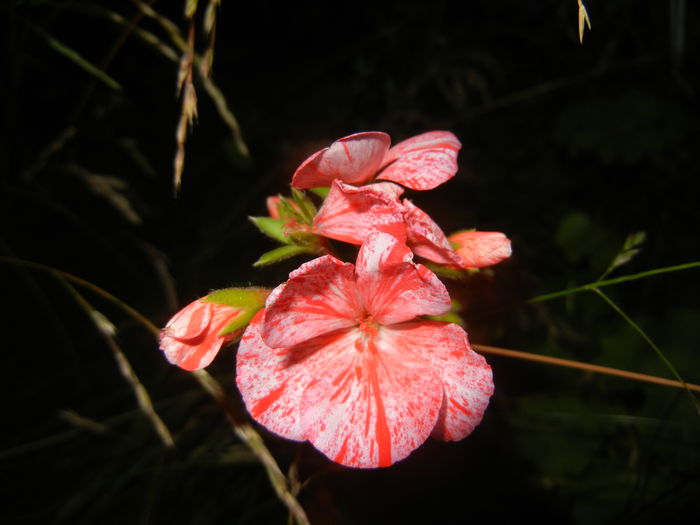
top-left (309, 186), bottom-right (330, 198)
top-left (204, 287), bottom-right (270, 309)
top-left (46, 35), bottom-right (122, 91)
top-left (599, 230), bottom-right (646, 280)
top-left (249, 216), bottom-right (289, 244)
top-left (253, 245), bottom-right (313, 267)
top-left (425, 311), bottom-right (465, 326)
top-left (202, 287), bottom-right (271, 336)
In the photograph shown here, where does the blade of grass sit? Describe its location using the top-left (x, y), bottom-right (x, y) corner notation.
top-left (192, 370), bottom-right (310, 525)
top-left (56, 276), bottom-right (175, 447)
top-left (44, 32), bottom-right (122, 91)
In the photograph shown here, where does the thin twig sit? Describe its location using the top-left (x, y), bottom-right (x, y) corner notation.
top-left (474, 344), bottom-right (700, 393)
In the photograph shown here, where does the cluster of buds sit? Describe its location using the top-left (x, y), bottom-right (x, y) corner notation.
top-left (160, 131), bottom-right (511, 468)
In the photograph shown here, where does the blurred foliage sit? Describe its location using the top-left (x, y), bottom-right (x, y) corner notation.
top-left (1, 0), bottom-right (699, 523)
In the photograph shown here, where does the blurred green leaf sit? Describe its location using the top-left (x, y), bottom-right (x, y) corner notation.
top-left (249, 216), bottom-right (289, 244)
top-left (253, 245), bottom-right (314, 267)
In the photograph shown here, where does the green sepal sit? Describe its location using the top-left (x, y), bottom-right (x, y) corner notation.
top-left (202, 287), bottom-right (271, 336)
top-left (425, 311), bottom-right (465, 327)
top-left (424, 262), bottom-right (468, 280)
top-left (448, 228), bottom-right (476, 250)
top-left (249, 216), bottom-right (290, 244)
top-left (309, 186), bottom-right (330, 198)
top-left (291, 188), bottom-right (317, 223)
top-left (425, 298), bottom-right (465, 326)
top-left (253, 244), bottom-right (314, 267)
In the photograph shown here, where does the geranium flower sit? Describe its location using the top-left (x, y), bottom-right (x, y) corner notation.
top-left (291, 131), bottom-right (461, 191)
top-left (236, 233), bottom-right (494, 468)
top-left (313, 181), bottom-right (512, 269)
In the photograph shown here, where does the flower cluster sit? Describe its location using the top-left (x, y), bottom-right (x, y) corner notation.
top-left (159, 131), bottom-right (511, 468)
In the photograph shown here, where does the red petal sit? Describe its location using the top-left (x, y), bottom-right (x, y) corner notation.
top-left (383, 321), bottom-right (493, 441)
top-left (261, 255), bottom-right (361, 349)
top-left (378, 131), bottom-right (461, 190)
top-left (403, 200), bottom-right (463, 266)
top-left (237, 310), bottom-right (357, 441)
top-left (266, 196), bottom-right (281, 219)
top-left (300, 325), bottom-right (442, 468)
top-left (160, 300), bottom-right (238, 370)
top-left (355, 232), bottom-right (451, 325)
top-left (448, 231), bottom-right (512, 268)
top-left (312, 181), bottom-right (407, 245)
top-left (292, 132), bottom-right (391, 189)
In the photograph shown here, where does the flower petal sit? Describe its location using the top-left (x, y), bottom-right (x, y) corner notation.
top-left (292, 132), bottom-right (391, 189)
top-left (261, 255), bottom-right (361, 348)
top-left (378, 131), bottom-right (461, 190)
top-left (300, 327), bottom-right (442, 468)
top-left (383, 321), bottom-right (493, 441)
top-left (449, 231), bottom-right (512, 269)
top-left (237, 310), bottom-right (357, 441)
top-left (403, 200), bottom-right (463, 266)
top-left (312, 181), bottom-right (407, 245)
top-left (355, 232), bottom-right (451, 325)
top-left (160, 300), bottom-right (238, 371)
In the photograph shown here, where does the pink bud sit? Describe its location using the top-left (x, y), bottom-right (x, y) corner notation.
top-left (159, 298), bottom-right (242, 371)
top-left (448, 231), bottom-right (512, 269)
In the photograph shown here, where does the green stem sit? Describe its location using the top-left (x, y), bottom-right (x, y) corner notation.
top-left (590, 287), bottom-right (700, 414)
top-left (529, 261), bottom-right (700, 303)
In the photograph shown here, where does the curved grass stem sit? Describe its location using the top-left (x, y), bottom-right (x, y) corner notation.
top-left (529, 261), bottom-right (700, 303)
top-left (54, 277), bottom-right (175, 448)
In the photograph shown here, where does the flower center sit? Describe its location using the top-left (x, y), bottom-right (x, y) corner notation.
top-left (358, 314), bottom-right (379, 337)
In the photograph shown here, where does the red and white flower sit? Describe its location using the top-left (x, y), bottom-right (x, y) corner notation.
top-left (160, 298), bottom-right (242, 371)
top-left (291, 131), bottom-right (461, 191)
top-left (236, 233), bottom-right (493, 468)
top-left (312, 181), bottom-right (512, 270)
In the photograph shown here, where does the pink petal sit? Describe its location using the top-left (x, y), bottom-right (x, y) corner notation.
top-left (378, 131), bottom-right (461, 190)
top-left (160, 300), bottom-right (239, 371)
top-left (237, 310), bottom-right (357, 441)
top-left (266, 196), bottom-right (281, 219)
top-left (382, 321), bottom-right (493, 442)
top-left (261, 255), bottom-right (361, 349)
top-left (312, 180), bottom-right (407, 245)
top-left (448, 231), bottom-right (512, 269)
top-left (291, 132), bottom-right (391, 189)
top-left (403, 200), bottom-right (463, 266)
top-left (300, 325), bottom-right (442, 468)
top-left (355, 232), bottom-right (451, 325)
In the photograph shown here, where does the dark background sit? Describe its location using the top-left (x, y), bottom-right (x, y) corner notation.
top-left (1, 1), bottom-right (699, 523)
